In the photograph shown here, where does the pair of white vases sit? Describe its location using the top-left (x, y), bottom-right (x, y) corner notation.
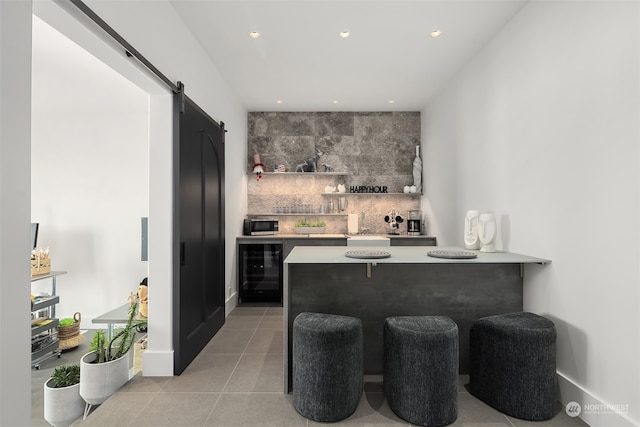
top-left (464, 210), bottom-right (497, 252)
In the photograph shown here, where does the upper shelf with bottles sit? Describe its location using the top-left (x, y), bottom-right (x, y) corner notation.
top-left (249, 171), bottom-right (349, 176)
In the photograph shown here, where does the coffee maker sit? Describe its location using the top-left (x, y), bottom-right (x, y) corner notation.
top-left (407, 210), bottom-right (422, 236)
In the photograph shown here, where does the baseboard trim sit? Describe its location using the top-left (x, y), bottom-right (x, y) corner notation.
top-left (225, 292), bottom-right (238, 316)
top-left (557, 371), bottom-right (637, 427)
top-left (142, 350), bottom-right (174, 377)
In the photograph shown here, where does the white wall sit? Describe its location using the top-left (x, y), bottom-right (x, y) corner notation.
top-left (0, 1), bottom-right (32, 425)
top-left (31, 16), bottom-right (150, 323)
top-left (422, 2), bottom-right (639, 426)
top-left (32, 0), bottom-right (247, 377)
top-left (81, 0), bottom-right (248, 312)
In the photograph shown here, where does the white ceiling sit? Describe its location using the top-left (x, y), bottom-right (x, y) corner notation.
top-left (169, 0), bottom-right (529, 112)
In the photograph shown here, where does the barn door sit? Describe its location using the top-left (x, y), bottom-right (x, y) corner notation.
top-left (173, 83), bottom-right (225, 375)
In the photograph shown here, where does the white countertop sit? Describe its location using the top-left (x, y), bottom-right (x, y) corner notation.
top-left (284, 246), bottom-right (551, 264)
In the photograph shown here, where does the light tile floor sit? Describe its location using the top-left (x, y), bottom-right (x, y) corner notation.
top-left (64, 306), bottom-right (588, 427)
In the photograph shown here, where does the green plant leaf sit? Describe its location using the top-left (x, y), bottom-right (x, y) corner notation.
top-left (51, 364), bottom-right (80, 388)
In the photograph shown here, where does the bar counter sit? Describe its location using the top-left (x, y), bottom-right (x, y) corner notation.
top-left (283, 246), bottom-right (550, 392)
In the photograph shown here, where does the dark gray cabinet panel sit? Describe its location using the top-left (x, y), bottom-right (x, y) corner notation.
top-left (389, 236), bottom-right (437, 246)
top-left (283, 238), bottom-right (347, 259)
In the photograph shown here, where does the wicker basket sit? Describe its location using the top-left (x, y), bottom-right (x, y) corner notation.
top-left (30, 258), bottom-right (51, 276)
top-left (58, 312), bottom-right (81, 340)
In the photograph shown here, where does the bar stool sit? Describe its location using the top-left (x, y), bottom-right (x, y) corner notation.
top-left (293, 312), bottom-right (363, 422)
top-left (384, 316), bottom-right (458, 426)
top-left (469, 311), bottom-right (557, 420)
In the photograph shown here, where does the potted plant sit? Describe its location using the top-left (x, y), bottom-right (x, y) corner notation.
top-left (80, 301), bottom-right (146, 408)
top-left (44, 364), bottom-right (84, 427)
top-left (294, 218), bottom-right (326, 234)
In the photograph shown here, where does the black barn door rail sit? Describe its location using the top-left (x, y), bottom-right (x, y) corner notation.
top-left (68, 0), bottom-right (179, 94)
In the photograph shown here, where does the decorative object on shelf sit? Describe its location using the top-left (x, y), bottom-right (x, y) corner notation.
top-left (44, 364), bottom-right (84, 427)
top-left (413, 145), bottom-right (422, 193)
top-left (404, 186), bottom-right (410, 193)
top-left (410, 185), bottom-right (417, 193)
top-left (384, 210), bottom-right (404, 235)
top-left (252, 153), bottom-right (264, 181)
top-left (31, 247), bottom-right (51, 276)
top-left (427, 250), bottom-right (478, 259)
top-left (322, 163), bottom-right (334, 172)
top-left (295, 148), bottom-right (323, 172)
top-left (345, 250), bottom-right (391, 259)
top-left (349, 185), bottom-right (389, 193)
top-left (464, 210), bottom-right (481, 250)
top-left (294, 218), bottom-right (326, 234)
top-left (58, 312), bottom-right (83, 351)
top-left (325, 185), bottom-right (336, 193)
top-left (338, 197), bottom-right (348, 212)
top-left (277, 164), bottom-right (286, 172)
top-left (337, 184), bottom-right (346, 193)
top-left (478, 213), bottom-right (497, 253)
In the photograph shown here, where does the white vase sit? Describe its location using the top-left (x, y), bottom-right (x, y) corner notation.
top-left (80, 350), bottom-right (131, 406)
top-left (412, 145), bottom-right (422, 193)
top-left (44, 378), bottom-right (85, 427)
top-left (478, 213), bottom-right (497, 253)
top-left (464, 210), bottom-right (480, 250)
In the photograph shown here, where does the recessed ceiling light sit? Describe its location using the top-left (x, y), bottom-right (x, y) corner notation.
top-left (332, 100), bottom-right (340, 104)
top-left (249, 31), bottom-right (260, 39)
top-left (339, 31), bottom-right (350, 38)
top-left (430, 30), bottom-right (442, 38)
top-left (388, 100), bottom-right (396, 104)
top-left (276, 100), bottom-right (284, 104)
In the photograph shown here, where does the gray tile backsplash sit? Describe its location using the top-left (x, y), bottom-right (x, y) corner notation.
top-left (247, 112), bottom-right (423, 235)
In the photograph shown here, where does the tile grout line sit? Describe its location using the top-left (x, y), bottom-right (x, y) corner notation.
top-left (219, 307), bottom-right (268, 393)
top-left (201, 392), bottom-right (223, 427)
top-left (503, 413), bottom-right (517, 427)
top-left (202, 307), bottom-right (270, 425)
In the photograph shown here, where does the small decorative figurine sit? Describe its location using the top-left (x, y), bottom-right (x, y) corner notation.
top-left (138, 278), bottom-right (148, 317)
top-left (478, 213), bottom-right (497, 252)
top-left (464, 210), bottom-right (481, 250)
top-left (252, 153), bottom-right (264, 181)
top-left (295, 148), bottom-right (323, 172)
top-left (384, 210), bottom-right (404, 235)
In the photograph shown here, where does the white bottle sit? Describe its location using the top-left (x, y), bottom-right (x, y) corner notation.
top-left (464, 210), bottom-right (480, 250)
top-left (478, 213), bottom-right (497, 253)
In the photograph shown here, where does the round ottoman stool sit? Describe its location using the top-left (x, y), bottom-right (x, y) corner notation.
top-left (469, 312), bottom-right (557, 420)
top-left (384, 316), bottom-right (458, 426)
top-left (293, 312), bottom-right (363, 422)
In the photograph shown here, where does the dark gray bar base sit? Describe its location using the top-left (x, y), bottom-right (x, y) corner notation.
top-left (286, 262), bottom-right (523, 392)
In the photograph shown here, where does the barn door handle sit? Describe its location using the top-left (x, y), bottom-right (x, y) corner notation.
top-left (180, 242), bottom-right (185, 266)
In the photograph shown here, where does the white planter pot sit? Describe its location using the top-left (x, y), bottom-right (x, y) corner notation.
top-left (44, 378), bottom-right (85, 427)
top-left (80, 350), bottom-right (130, 405)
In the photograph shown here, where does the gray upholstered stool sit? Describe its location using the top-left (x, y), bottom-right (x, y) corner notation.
top-left (469, 312), bottom-right (557, 421)
top-left (293, 312), bottom-right (363, 422)
top-left (384, 316), bottom-right (458, 426)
